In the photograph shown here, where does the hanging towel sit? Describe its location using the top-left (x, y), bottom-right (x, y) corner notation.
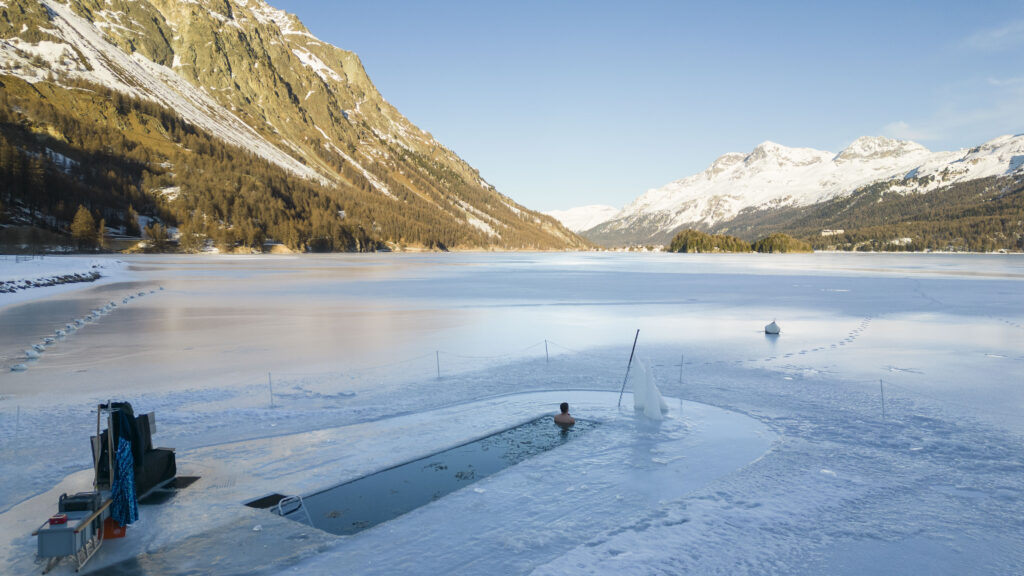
top-left (110, 436), bottom-right (138, 526)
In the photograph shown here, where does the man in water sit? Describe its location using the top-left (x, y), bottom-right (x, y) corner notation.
top-left (554, 402), bottom-right (575, 427)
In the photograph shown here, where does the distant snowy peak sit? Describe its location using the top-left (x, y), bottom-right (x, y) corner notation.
top-left (704, 152), bottom-right (746, 177)
top-left (964, 133), bottom-right (1024, 165)
top-left (546, 205), bottom-right (620, 232)
top-left (583, 133), bottom-right (1024, 244)
top-left (908, 133), bottom-right (1024, 184)
top-left (743, 141), bottom-right (831, 167)
top-left (834, 136), bottom-right (930, 162)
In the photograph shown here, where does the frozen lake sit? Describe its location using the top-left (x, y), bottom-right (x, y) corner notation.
top-left (1, 252), bottom-right (1022, 574)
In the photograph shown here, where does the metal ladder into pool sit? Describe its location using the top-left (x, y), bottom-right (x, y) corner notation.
top-left (275, 495), bottom-right (314, 528)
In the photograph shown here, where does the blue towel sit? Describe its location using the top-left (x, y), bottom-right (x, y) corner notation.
top-left (110, 436), bottom-right (138, 526)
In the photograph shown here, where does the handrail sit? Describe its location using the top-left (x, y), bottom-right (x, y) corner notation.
top-left (74, 499), bottom-right (112, 534)
top-left (276, 495), bottom-right (314, 527)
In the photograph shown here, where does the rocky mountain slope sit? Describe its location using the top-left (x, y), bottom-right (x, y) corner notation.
top-left (575, 135), bottom-right (1024, 247)
top-left (0, 0), bottom-right (585, 251)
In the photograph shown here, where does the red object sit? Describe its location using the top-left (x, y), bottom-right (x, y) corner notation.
top-left (103, 517), bottom-right (126, 539)
top-left (48, 513), bottom-right (68, 525)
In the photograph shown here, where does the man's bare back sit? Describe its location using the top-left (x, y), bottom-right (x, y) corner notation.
top-left (554, 402), bottom-right (575, 427)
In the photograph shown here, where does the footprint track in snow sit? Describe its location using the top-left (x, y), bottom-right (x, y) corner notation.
top-left (754, 316), bottom-right (874, 365)
top-left (5, 288), bottom-right (163, 372)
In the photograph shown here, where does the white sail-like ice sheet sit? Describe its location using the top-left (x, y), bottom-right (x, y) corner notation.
top-left (632, 358), bottom-right (669, 420)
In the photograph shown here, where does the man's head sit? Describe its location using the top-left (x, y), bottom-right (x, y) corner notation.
top-left (560, 402), bottom-right (569, 414)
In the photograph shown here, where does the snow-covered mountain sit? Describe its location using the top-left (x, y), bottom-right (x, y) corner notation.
top-left (573, 134), bottom-right (1024, 246)
top-left (545, 205), bottom-right (619, 233)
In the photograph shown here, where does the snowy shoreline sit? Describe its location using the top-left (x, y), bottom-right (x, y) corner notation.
top-left (0, 256), bottom-right (132, 312)
top-left (0, 270), bottom-right (101, 294)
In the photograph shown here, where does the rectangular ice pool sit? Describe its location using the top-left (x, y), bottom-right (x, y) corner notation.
top-left (250, 416), bottom-right (598, 535)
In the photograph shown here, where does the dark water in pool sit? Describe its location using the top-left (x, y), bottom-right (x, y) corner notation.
top-left (283, 417), bottom-right (598, 535)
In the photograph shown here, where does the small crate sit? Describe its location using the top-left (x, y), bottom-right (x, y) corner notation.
top-left (37, 511), bottom-right (91, 558)
top-left (103, 517), bottom-right (126, 539)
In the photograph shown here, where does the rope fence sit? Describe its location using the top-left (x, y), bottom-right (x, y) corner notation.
top-left (662, 363), bottom-right (1024, 422)
top-left (3, 336), bottom-right (1019, 441)
top-left (251, 335), bottom-right (1023, 424)
top-left (265, 339), bottom-right (614, 386)
top-left (876, 378), bottom-right (1022, 419)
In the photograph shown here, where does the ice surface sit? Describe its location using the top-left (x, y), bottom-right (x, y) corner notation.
top-left (0, 252), bottom-right (1022, 575)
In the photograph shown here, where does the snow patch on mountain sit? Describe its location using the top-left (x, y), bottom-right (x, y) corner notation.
top-left (241, 0), bottom-right (311, 38)
top-left (291, 47), bottom-right (343, 84)
top-left (455, 200), bottom-right (500, 238)
top-left (0, 38), bottom-right (79, 75)
top-left (547, 205), bottom-right (620, 232)
top-left (325, 142), bottom-right (392, 197)
top-left (834, 135), bottom-right (929, 162)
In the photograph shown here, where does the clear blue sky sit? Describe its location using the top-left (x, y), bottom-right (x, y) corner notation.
top-left (271, 0), bottom-right (1024, 212)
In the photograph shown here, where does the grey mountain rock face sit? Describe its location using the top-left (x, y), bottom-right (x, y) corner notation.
top-left (0, 0), bottom-right (584, 249)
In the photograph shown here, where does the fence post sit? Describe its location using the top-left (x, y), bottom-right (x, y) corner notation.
top-left (436, 351), bottom-right (441, 379)
top-left (617, 330), bottom-right (640, 408)
top-left (545, 340), bottom-right (549, 364)
top-left (268, 372), bottom-right (274, 408)
top-left (880, 379), bottom-right (886, 421)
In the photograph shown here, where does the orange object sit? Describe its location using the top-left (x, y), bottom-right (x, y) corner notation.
top-left (103, 517), bottom-right (126, 539)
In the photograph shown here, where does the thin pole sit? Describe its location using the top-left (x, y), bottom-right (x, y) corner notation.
top-left (94, 404), bottom-right (101, 490)
top-left (880, 379), bottom-right (886, 420)
top-left (268, 372), bottom-right (274, 408)
top-left (14, 405), bottom-right (19, 436)
top-left (436, 350), bottom-right (441, 379)
top-left (617, 330), bottom-right (641, 408)
top-left (678, 354), bottom-right (684, 384)
top-left (106, 402), bottom-right (114, 491)
top-left (545, 340), bottom-right (549, 364)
